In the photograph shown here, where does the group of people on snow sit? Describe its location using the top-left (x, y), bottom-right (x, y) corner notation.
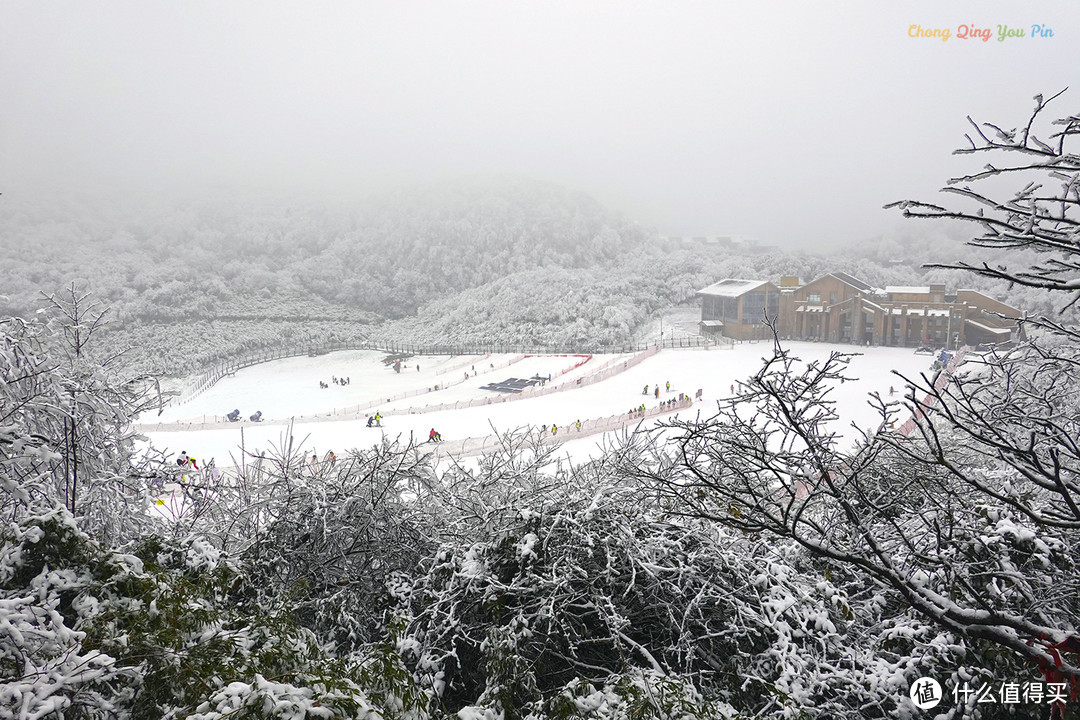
top-left (320, 376), bottom-right (351, 389)
top-left (546, 420), bottom-right (582, 436)
top-left (173, 452), bottom-right (222, 481)
top-left (165, 452), bottom-right (223, 491)
top-left (176, 451), bottom-right (199, 470)
top-left (642, 381), bottom-right (672, 398)
top-left (307, 450), bottom-right (338, 473)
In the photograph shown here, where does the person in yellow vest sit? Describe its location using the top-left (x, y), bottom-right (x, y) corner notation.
top-left (551, 424), bottom-right (557, 435)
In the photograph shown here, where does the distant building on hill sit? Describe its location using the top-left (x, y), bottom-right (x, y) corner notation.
top-left (698, 272), bottom-right (1022, 348)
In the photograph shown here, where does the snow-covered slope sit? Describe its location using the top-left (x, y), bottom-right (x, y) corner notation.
top-left (142, 342), bottom-right (935, 468)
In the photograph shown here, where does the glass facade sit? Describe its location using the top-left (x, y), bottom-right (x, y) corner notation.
top-left (701, 283), bottom-right (780, 338)
top-left (742, 291), bottom-right (765, 323)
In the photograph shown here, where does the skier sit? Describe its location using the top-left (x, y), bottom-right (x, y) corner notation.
top-left (730, 384), bottom-right (735, 394)
top-left (551, 424), bottom-right (557, 435)
top-left (177, 451), bottom-right (190, 468)
top-left (654, 387), bottom-right (660, 399)
top-left (889, 386), bottom-right (895, 397)
top-left (374, 412), bottom-right (382, 426)
top-left (188, 455), bottom-right (199, 470)
top-left (367, 416), bottom-right (375, 428)
top-left (575, 419), bottom-right (581, 432)
top-left (643, 384), bottom-right (649, 396)
top-left (429, 428), bottom-right (437, 442)
top-left (665, 381), bottom-right (670, 392)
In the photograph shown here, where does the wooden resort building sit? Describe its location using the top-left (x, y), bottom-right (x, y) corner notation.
top-left (698, 272), bottom-right (1021, 348)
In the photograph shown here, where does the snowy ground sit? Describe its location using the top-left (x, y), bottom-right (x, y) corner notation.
top-left (150, 351), bottom-right (591, 425)
top-left (142, 342), bottom-right (938, 468)
top-left (632, 304), bottom-right (704, 345)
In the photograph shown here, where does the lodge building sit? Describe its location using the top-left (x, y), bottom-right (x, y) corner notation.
top-left (698, 272), bottom-right (1020, 348)
top-left (696, 279), bottom-right (781, 341)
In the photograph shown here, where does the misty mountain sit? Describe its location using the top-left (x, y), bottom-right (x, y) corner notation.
top-left (0, 179), bottom-right (651, 323)
top-left (3, 178), bottom-right (1059, 378)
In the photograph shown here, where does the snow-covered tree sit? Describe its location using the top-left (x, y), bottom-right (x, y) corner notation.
top-left (636, 94), bottom-right (1080, 708)
top-left (1, 287), bottom-right (166, 543)
top-left (887, 90), bottom-right (1080, 338)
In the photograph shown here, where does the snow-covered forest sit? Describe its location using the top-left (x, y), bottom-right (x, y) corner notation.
top-left (3, 92), bottom-right (1080, 720)
top-left (2, 176), bottom-right (1067, 380)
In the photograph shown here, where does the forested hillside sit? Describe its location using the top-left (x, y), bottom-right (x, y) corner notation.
top-left (2, 178), bottom-right (1062, 377)
top-left (0, 180), bottom-right (657, 374)
top-left (0, 179), bottom-right (645, 322)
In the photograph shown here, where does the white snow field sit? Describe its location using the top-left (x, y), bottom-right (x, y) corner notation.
top-left (141, 342), bottom-right (940, 468)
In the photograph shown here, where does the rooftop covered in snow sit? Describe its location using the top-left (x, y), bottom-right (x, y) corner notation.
top-left (696, 279), bottom-right (771, 298)
top-left (829, 272), bottom-right (876, 293)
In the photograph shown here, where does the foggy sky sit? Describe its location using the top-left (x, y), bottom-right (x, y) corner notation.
top-left (2, 1), bottom-right (1079, 248)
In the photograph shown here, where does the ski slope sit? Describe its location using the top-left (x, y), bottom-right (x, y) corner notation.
top-left (141, 342), bottom-right (939, 468)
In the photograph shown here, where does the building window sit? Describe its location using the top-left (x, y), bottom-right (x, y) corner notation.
top-left (829, 292), bottom-right (838, 304)
top-left (808, 292), bottom-right (821, 303)
top-left (703, 298), bottom-right (715, 320)
top-left (723, 296), bottom-right (739, 322)
top-left (742, 290), bottom-right (767, 324)
top-left (767, 292), bottom-right (779, 321)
